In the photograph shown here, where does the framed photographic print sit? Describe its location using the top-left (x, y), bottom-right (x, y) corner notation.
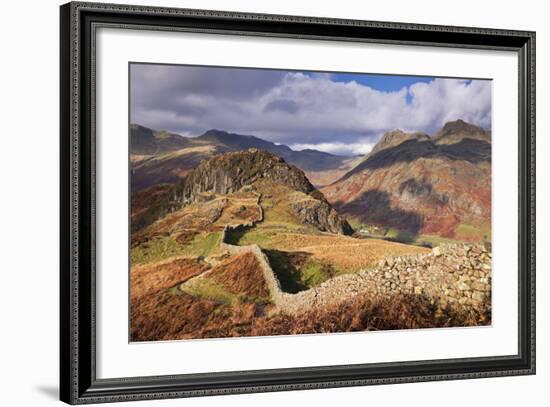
top-left (60, 1), bottom-right (536, 404)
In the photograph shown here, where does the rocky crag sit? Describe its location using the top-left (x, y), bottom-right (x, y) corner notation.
top-left (172, 149), bottom-right (352, 235)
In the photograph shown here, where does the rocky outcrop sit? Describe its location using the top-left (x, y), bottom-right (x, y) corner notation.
top-left (175, 149), bottom-right (352, 235)
top-left (175, 149), bottom-right (315, 200)
top-left (289, 198), bottom-right (353, 235)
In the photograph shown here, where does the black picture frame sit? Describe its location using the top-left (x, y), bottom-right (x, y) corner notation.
top-left (60, 1), bottom-right (536, 404)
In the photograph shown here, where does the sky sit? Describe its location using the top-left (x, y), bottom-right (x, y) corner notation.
top-left (130, 63), bottom-right (491, 156)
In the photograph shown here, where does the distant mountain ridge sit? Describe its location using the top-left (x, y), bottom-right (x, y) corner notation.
top-left (130, 125), bottom-right (356, 190)
top-left (130, 124), bottom-right (193, 155)
top-left (198, 129), bottom-right (351, 171)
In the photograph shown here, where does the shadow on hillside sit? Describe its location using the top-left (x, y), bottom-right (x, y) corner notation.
top-left (263, 249), bottom-right (312, 293)
top-left (339, 189), bottom-right (424, 242)
top-left (224, 227), bottom-right (248, 245)
top-left (398, 177), bottom-right (449, 206)
top-left (343, 138), bottom-right (491, 180)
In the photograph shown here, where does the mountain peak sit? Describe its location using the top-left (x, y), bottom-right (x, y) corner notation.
top-left (438, 119), bottom-right (486, 136)
top-left (433, 119), bottom-right (490, 144)
top-left (370, 129), bottom-right (430, 155)
top-left (130, 123), bottom-right (190, 155)
top-left (199, 129), bottom-right (232, 140)
top-left (197, 129), bottom-right (283, 150)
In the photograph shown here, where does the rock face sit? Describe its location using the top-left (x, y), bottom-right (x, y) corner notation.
top-left (176, 148), bottom-right (314, 200)
top-left (322, 120), bottom-right (492, 241)
top-left (175, 149), bottom-right (352, 235)
top-left (289, 198), bottom-right (353, 235)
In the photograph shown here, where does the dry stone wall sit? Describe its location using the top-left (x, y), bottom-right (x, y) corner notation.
top-left (219, 195), bottom-right (491, 317)
top-left (274, 244), bottom-right (491, 315)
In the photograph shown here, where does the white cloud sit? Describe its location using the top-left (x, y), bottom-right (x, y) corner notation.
top-left (131, 65), bottom-right (492, 155)
top-left (291, 141), bottom-right (376, 156)
top-left (406, 79), bottom-right (492, 132)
